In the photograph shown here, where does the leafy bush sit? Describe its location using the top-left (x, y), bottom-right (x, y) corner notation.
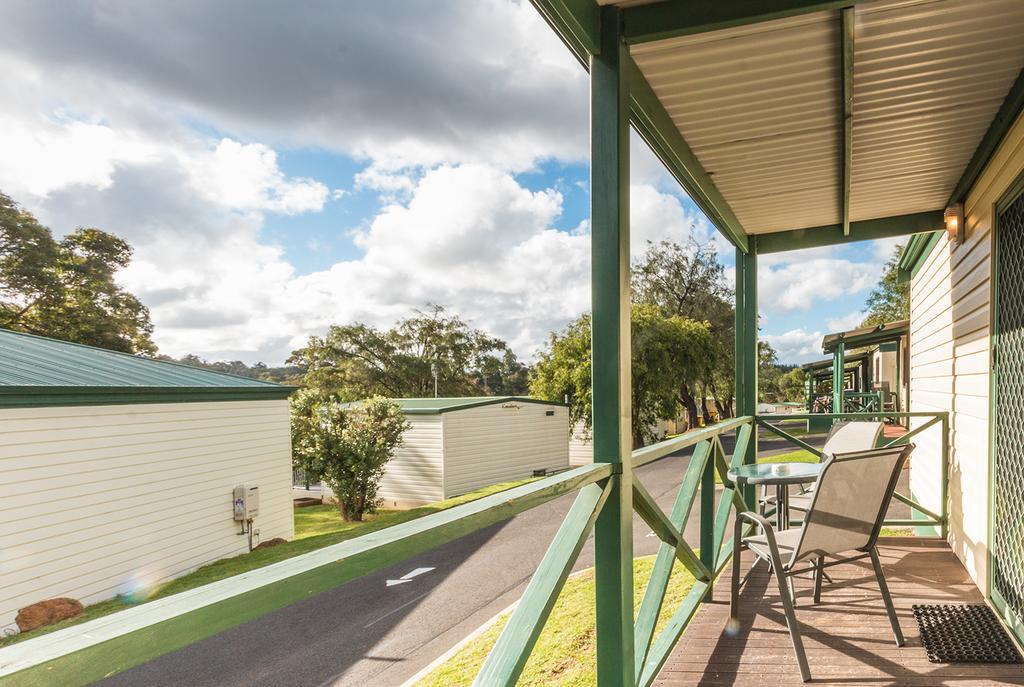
top-left (292, 392), bottom-right (410, 521)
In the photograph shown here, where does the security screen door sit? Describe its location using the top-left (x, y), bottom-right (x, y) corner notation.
top-left (993, 176), bottom-right (1024, 639)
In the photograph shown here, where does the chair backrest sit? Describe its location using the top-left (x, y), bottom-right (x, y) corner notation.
top-left (789, 444), bottom-right (913, 565)
top-left (820, 421), bottom-right (884, 461)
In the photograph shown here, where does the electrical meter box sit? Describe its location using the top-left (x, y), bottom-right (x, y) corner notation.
top-left (233, 485), bottom-right (259, 521)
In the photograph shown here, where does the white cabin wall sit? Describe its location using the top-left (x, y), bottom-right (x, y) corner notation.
top-left (442, 403), bottom-right (569, 498)
top-left (908, 108), bottom-right (1024, 594)
top-left (0, 400), bottom-right (293, 632)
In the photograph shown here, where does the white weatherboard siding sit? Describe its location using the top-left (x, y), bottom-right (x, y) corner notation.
top-left (569, 422), bottom-right (592, 467)
top-left (0, 400), bottom-right (293, 632)
top-left (909, 109), bottom-right (1024, 594)
top-left (442, 403), bottom-right (568, 497)
top-left (376, 416), bottom-right (444, 507)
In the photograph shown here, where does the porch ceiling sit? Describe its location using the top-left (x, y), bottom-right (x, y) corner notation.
top-left (610, 0), bottom-right (1024, 237)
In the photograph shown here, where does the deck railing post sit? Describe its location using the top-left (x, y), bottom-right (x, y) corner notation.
top-left (699, 447), bottom-right (715, 601)
top-left (735, 241), bottom-right (758, 505)
top-left (832, 341), bottom-right (846, 416)
top-left (590, 6), bottom-right (634, 685)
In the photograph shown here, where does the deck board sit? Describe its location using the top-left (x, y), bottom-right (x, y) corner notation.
top-left (655, 538), bottom-right (1024, 686)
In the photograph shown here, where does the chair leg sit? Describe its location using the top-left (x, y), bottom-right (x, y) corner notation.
top-left (813, 557), bottom-right (825, 604)
top-left (731, 517), bottom-right (743, 623)
top-left (772, 561), bottom-right (811, 682)
top-left (869, 547), bottom-right (905, 646)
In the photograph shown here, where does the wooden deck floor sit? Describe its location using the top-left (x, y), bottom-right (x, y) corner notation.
top-left (656, 538), bottom-right (1024, 687)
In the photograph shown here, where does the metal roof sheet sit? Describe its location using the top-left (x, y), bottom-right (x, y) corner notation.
top-left (822, 318), bottom-right (909, 352)
top-left (0, 328), bottom-right (288, 392)
top-left (626, 0), bottom-right (1024, 237)
top-left (631, 10), bottom-right (842, 234)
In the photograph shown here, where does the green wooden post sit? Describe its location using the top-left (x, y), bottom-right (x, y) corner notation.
top-left (735, 240), bottom-right (758, 507)
top-left (590, 6), bottom-right (634, 685)
top-left (699, 444), bottom-right (715, 601)
top-left (832, 341), bottom-right (846, 416)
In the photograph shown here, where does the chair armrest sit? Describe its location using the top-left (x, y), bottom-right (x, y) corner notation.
top-left (736, 511), bottom-right (790, 570)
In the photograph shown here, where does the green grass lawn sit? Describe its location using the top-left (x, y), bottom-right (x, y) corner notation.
top-left (0, 478), bottom-right (534, 649)
top-left (417, 555), bottom-right (695, 687)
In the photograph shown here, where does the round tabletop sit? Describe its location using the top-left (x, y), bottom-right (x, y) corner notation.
top-left (728, 461), bottom-right (821, 486)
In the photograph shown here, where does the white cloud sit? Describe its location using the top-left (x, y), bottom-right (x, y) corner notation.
top-left (0, 0), bottom-right (586, 174)
top-left (189, 139), bottom-right (330, 214)
top-left (825, 310), bottom-right (866, 332)
top-left (762, 329), bottom-right (825, 364)
top-left (759, 251), bottom-right (881, 312)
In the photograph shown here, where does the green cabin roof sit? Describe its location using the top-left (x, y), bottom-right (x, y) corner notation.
top-left (0, 328), bottom-right (294, 407)
top-left (351, 396), bottom-right (567, 415)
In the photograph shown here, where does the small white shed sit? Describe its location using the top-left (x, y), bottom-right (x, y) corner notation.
top-left (0, 329), bottom-right (295, 634)
top-left (322, 397), bottom-right (569, 509)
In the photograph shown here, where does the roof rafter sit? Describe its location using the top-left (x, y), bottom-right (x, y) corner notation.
top-left (755, 210), bottom-right (944, 254)
top-left (627, 58), bottom-right (749, 252)
top-left (622, 0), bottom-right (868, 45)
top-left (840, 6), bottom-right (854, 236)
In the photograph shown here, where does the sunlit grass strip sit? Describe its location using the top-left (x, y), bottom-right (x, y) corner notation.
top-left (416, 556), bottom-right (695, 687)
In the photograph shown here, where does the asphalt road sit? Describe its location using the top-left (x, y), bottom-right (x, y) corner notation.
top-left (98, 432), bottom-right (831, 687)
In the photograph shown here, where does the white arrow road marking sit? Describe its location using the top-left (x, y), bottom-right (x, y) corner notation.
top-left (646, 531), bottom-right (657, 538)
top-left (386, 566), bottom-right (435, 587)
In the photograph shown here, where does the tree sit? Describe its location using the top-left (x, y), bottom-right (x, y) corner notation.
top-left (291, 392), bottom-right (410, 522)
top-left (632, 239), bottom-right (735, 423)
top-left (288, 305), bottom-right (528, 399)
top-left (531, 304), bottom-right (715, 447)
top-left (861, 244), bottom-right (909, 327)
top-left (779, 367), bottom-right (809, 403)
top-left (0, 192), bottom-right (156, 354)
top-left (758, 340), bottom-right (783, 403)
top-left (165, 354), bottom-right (304, 384)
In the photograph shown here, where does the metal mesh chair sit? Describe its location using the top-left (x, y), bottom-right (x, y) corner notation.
top-left (732, 443), bottom-right (913, 682)
top-left (784, 420), bottom-right (884, 513)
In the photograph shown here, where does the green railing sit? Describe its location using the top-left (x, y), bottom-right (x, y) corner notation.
top-left (475, 416), bottom-right (756, 686)
top-left (2, 412), bottom-right (949, 686)
top-left (757, 412), bottom-right (949, 537)
top-left (842, 391), bottom-right (885, 414)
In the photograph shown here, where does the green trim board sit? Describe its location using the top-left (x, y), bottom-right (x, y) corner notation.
top-left (0, 387), bottom-right (293, 408)
top-left (897, 230), bottom-right (943, 283)
top-left (755, 210), bottom-right (944, 254)
top-left (621, 0), bottom-right (862, 45)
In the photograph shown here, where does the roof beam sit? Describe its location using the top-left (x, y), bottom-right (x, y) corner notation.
top-left (840, 7), bottom-right (854, 236)
top-left (622, 0), bottom-right (866, 45)
top-left (948, 64), bottom-right (1024, 205)
top-left (528, 0), bottom-right (599, 68)
top-left (755, 210), bottom-right (944, 254)
top-left (626, 57), bottom-right (749, 252)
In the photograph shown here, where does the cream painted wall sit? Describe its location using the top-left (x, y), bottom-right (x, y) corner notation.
top-left (0, 399), bottom-right (294, 633)
top-left (442, 402), bottom-right (569, 497)
top-left (909, 108), bottom-right (1024, 594)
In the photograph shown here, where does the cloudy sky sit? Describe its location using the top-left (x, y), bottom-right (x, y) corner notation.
top-left (0, 0), bottom-right (898, 366)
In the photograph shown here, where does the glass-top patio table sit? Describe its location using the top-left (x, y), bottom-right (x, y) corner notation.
top-left (729, 462), bottom-right (821, 530)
